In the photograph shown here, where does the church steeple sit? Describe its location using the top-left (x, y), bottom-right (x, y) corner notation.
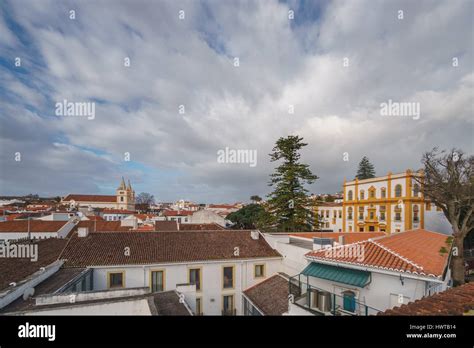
top-left (127, 179), bottom-right (132, 191)
top-left (118, 177), bottom-right (126, 190)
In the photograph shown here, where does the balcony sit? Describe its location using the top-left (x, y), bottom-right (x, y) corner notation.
top-left (289, 274), bottom-right (380, 316)
top-left (222, 308), bottom-right (237, 316)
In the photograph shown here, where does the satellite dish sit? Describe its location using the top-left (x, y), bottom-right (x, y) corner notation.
top-left (39, 267), bottom-right (46, 272)
top-left (23, 287), bottom-right (35, 301)
top-left (9, 282), bottom-right (16, 287)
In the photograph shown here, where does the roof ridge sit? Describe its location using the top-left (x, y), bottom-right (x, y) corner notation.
top-left (370, 239), bottom-right (424, 271)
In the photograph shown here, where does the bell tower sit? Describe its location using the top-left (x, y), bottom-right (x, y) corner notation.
top-left (116, 177), bottom-right (128, 209)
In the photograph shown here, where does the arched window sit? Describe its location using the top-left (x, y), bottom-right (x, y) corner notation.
top-left (413, 183), bottom-right (420, 197)
top-left (360, 190), bottom-right (365, 200)
top-left (348, 207), bottom-right (353, 220)
top-left (347, 190), bottom-right (353, 201)
top-left (369, 188), bottom-right (376, 199)
top-left (395, 184), bottom-right (402, 197)
top-left (381, 187), bottom-right (386, 198)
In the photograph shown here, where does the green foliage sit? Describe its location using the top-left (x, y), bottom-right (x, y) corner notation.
top-left (227, 204), bottom-right (265, 229)
top-left (356, 156), bottom-right (376, 180)
top-left (266, 135), bottom-right (318, 232)
top-left (439, 246), bottom-right (448, 254)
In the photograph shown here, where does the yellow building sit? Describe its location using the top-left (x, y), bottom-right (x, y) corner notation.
top-left (342, 170), bottom-right (426, 233)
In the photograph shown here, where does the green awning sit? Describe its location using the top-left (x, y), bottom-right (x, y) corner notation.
top-left (301, 263), bottom-right (371, 288)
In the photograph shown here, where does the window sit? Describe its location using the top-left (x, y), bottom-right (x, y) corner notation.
top-left (348, 207), bottom-right (353, 220)
top-left (254, 264), bottom-right (265, 278)
top-left (150, 270), bottom-right (165, 292)
top-left (120, 197), bottom-right (124, 202)
top-left (369, 212), bottom-right (374, 220)
top-left (349, 225), bottom-right (353, 232)
top-left (333, 210), bottom-right (337, 218)
top-left (189, 268), bottom-right (202, 291)
top-left (395, 185), bottom-right (402, 197)
top-left (347, 190), bottom-right (353, 201)
top-left (196, 298), bottom-right (202, 315)
top-left (325, 222), bottom-right (330, 228)
top-left (326, 210), bottom-right (329, 218)
top-left (108, 271), bottom-right (124, 289)
top-left (358, 207), bottom-right (364, 220)
top-left (222, 295), bottom-right (235, 315)
top-left (381, 188), bottom-right (386, 198)
top-left (395, 212), bottom-right (401, 221)
top-left (359, 227), bottom-right (364, 232)
top-left (223, 266), bottom-right (234, 289)
top-left (360, 190), bottom-right (365, 200)
top-left (369, 188), bottom-right (375, 199)
top-left (338, 210), bottom-right (342, 218)
top-left (413, 184), bottom-right (420, 197)
top-left (413, 205), bottom-right (419, 222)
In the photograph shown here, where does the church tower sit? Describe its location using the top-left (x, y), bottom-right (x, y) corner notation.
top-left (116, 177), bottom-right (136, 210)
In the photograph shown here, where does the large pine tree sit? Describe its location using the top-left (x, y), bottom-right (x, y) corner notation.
top-left (266, 135), bottom-right (318, 231)
top-left (356, 156), bottom-right (376, 180)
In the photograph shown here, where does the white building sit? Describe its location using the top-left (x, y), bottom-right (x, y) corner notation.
top-left (286, 229), bottom-right (452, 315)
top-left (57, 229), bottom-right (282, 315)
top-left (62, 177), bottom-right (135, 211)
top-left (0, 220), bottom-right (78, 242)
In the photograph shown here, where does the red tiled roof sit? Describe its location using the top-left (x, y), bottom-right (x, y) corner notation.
top-left (163, 210), bottom-right (193, 216)
top-left (63, 194), bottom-right (116, 203)
top-left (290, 232), bottom-right (385, 244)
top-left (86, 215), bottom-right (104, 221)
top-left (102, 209), bottom-right (135, 214)
top-left (60, 230), bottom-right (282, 267)
top-left (305, 229), bottom-right (451, 278)
top-left (154, 221), bottom-right (178, 231)
top-left (0, 220), bottom-right (67, 233)
top-left (380, 282), bottom-right (474, 315)
top-left (178, 223), bottom-right (225, 231)
top-left (76, 220), bottom-right (131, 232)
top-left (243, 274), bottom-right (290, 315)
top-left (0, 238), bottom-right (69, 291)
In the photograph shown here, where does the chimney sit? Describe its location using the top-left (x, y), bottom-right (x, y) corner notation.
top-left (313, 237), bottom-right (333, 250)
top-left (338, 235), bottom-right (345, 245)
top-left (250, 230), bottom-right (259, 240)
top-left (78, 226), bottom-right (89, 238)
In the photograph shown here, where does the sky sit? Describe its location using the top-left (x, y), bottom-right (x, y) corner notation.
top-left (0, 0), bottom-right (472, 203)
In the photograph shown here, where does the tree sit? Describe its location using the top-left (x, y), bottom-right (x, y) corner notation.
top-left (266, 135), bottom-right (319, 231)
top-left (415, 148), bottom-right (473, 286)
top-left (227, 204), bottom-right (265, 229)
top-left (250, 195), bottom-right (262, 203)
top-left (135, 192), bottom-right (155, 211)
top-left (356, 156), bottom-right (376, 180)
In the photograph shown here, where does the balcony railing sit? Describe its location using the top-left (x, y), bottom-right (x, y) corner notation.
top-left (222, 308), bottom-right (237, 316)
top-left (289, 274), bottom-right (381, 316)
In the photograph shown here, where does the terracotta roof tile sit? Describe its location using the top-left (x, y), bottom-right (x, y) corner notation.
top-left (60, 230), bottom-right (281, 267)
top-left (0, 238), bottom-right (69, 291)
top-left (0, 220), bottom-right (67, 233)
top-left (243, 274), bottom-right (289, 315)
top-left (305, 229), bottom-right (451, 278)
top-left (380, 282), bottom-right (474, 315)
top-left (63, 194), bottom-right (116, 203)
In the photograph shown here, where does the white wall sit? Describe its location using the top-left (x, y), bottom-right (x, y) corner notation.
top-left (90, 258), bottom-right (282, 315)
top-left (304, 265), bottom-right (446, 313)
top-left (22, 299), bottom-right (152, 315)
top-left (189, 210), bottom-right (226, 226)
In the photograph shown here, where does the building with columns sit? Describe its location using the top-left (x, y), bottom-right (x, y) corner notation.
top-left (342, 170), bottom-right (428, 233)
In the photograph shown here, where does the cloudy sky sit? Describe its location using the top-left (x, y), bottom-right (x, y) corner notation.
top-left (0, 0), bottom-right (472, 203)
